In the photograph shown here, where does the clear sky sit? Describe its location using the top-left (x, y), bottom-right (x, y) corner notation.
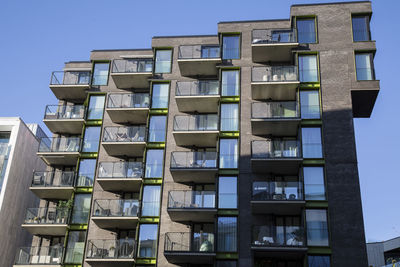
top-left (0, 0), bottom-right (398, 242)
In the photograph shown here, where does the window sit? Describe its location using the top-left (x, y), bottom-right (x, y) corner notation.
top-left (300, 90), bottom-right (320, 119)
top-left (138, 224), bottom-right (158, 258)
top-left (308, 255), bottom-right (330, 267)
top-left (219, 139), bottom-right (238, 169)
top-left (92, 63), bottom-right (109, 85)
top-left (145, 149), bottom-right (164, 178)
top-left (352, 15), bottom-right (370, 42)
top-left (299, 55), bottom-right (318, 82)
top-left (155, 49), bottom-right (172, 73)
top-left (222, 35), bottom-right (240, 59)
top-left (64, 231), bottom-right (86, 263)
top-left (82, 126), bottom-right (101, 153)
top-left (218, 177), bottom-right (237, 209)
top-left (71, 194), bottom-right (91, 223)
top-left (355, 52), bottom-right (375, 80)
top-left (306, 209), bottom-right (329, 246)
top-left (151, 83), bottom-right (169, 108)
top-left (141, 186), bottom-right (161, 217)
top-left (87, 95), bottom-right (105, 120)
top-left (302, 128), bottom-right (322, 158)
top-left (76, 159), bottom-right (96, 187)
top-left (218, 217), bottom-right (237, 252)
top-left (148, 116), bottom-right (167, 142)
top-left (220, 104), bottom-right (239, 131)
top-left (304, 167), bottom-right (326, 200)
top-left (297, 18), bottom-right (317, 43)
top-left (221, 70), bottom-right (239, 96)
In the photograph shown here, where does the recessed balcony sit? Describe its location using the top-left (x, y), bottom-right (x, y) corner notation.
top-left (14, 246), bottom-right (63, 266)
top-left (21, 207), bottom-right (69, 236)
top-left (97, 161), bottom-right (143, 192)
top-left (37, 137), bottom-right (80, 166)
top-left (175, 81), bottom-right (220, 113)
top-left (251, 102), bottom-right (300, 136)
top-left (251, 66), bottom-right (299, 100)
top-left (173, 115), bottom-right (219, 147)
top-left (102, 126), bottom-right (146, 157)
top-left (85, 239), bottom-right (136, 266)
top-left (177, 45), bottom-right (221, 77)
top-left (111, 58), bottom-right (153, 89)
top-left (92, 199), bottom-right (140, 229)
top-left (49, 71), bottom-right (91, 101)
top-left (106, 93), bottom-right (150, 124)
top-left (43, 105), bottom-right (85, 134)
top-left (29, 171), bottom-right (75, 200)
top-left (252, 29), bottom-right (298, 63)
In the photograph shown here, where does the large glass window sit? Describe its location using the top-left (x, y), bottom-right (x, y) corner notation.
top-left (71, 194), bottom-right (91, 224)
top-left (218, 176), bottom-right (237, 209)
top-left (306, 209), bottom-right (329, 246)
top-left (138, 224), bottom-right (158, 258)
top-left (148, 116), bottom-right (167, 142)
top-left (352, 15), bottom-right (370, 42)
top-left (218, 217), bottom-right (237, 252)
top-left (151, 83), bottom-right (169, 108)
top-left (304, 167), bottom-right (325, 200)
top-left (300, 90), bottom-right (320, 119)
top-left (222, 35), bottom-right (240, 59)
top-left (141, 186), bottom-right (161, 217)
top-left (92, 63), bottom-right (109, 86)
top-left (297, 18), bottom-right (317, 43)
top-left (302, 128), bottom-right (323, 158)
top-left (219, 139), bottom-right (238, 169)
top-left (221, 70), bottom-right (239, 96)
top-left (155, 49), bottom-right (172, 73)
top-left (299, 55), bottom-right (318, 82)
top-left (64, 231), bottom-right (86, 263)
top-left (76, 159), bottom-right (96, 187)
top-left (220, 104), bottom-right (239, 131)
top-left (82, 126), bottom-right (101, 153)
top-left (308, 255), bottom-right (330, 267)
top-left (87, 95), bottom-right (105, 120)
top-left (145, 149), bottom-right (164, 178)
top-left (355, 52), bottom-right (374, 80)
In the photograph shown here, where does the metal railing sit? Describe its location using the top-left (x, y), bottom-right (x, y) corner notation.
top-left (252, 66), bottom-right (298, 82)
top-left (168, 190), bottom-right (216, 209)
top-left (252, 102), bottom-right (299, 119)
top-left (252, 180), bottom-right (303, 201)
top-left (38, 137), bottom-right (81, 153)
top-left (173, 115), bottom-right (218, 131)
top-left (107, 93), bottom-right (150, 108)
top-left (92, 199), bottom-right (140, 217)
top-left (176, 81), bottom-right (219, 96)
top-left (102, 126), bottom-right (147, 142)
top-left (252, 140), bottom-right (301, 158)
top-left (31, 171), bottom-right (75, 187)
top-left (112, 58), bottom-right (153, 73)
top-left (44, 105), bottom-right (85, 120)
top-left (252, 225), bottom-right (305, 247)
top-left (98, 161), bottom-right (143, 178)
top-left (50, 71), bottom-right (91, 85)
top-left (178, 45), bottom-right (220, 59)
top-left (165, 232), bottom-right (215, 252)
top-left (252, 29), bottom-right (297, 44)
top-left (86, 239), bottom-right (136, 259)
top-left (24, 207), bottom-right (69, 224)
top-left (170, 151), bottom-right (217, 169)
top-left (15, 245), bottom-right (64, 265)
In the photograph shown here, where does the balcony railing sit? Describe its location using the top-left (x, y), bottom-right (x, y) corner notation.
top-left (252, 102), bottom-right (299, 119)
top-left (24, 207), bottom-right (69, 224)
top-left (252, 140), bottom-right (301, 159)
top-left (173, 115), bottom-right (218, 131)
top-left (93, 199), bottom-right (140, 217)
top-left (102, 126), bottom-right (146, 142)
top-left (31, 171), bottom-right (75, 187)
top-left (170, 151), bottom-right (217, 169)
top-left (252, 225), bottom-right (305, 247)
top-left (112, 59), bottom-right (153, 73)
top-left (252, 29), bottom-right (297, 44)
top-left (252, 66), bottom-right (298, 83)
top-left (107, 93), bottom-right (150, 108)
top-left (168, 190), bottom-right (216, 209)
top-left (165, 232), bottom-right (215, 252)
top-left (50, 71), bottom-right (91, 85)
top-left (44, 105), bottom-right (85, 120)
top-left (15, 245), bottom-right (64, 265)
top-left (178, 45), bottom-right (220, 59)
top-left (176, 81), bottom-right (219, 96)
top-left (38, 137), bottom-right (81, 153)
top-left (98, 162), bottom-right (143, 178)
top-left (86, 239), bottom-right (136, 260)
top-left (252, 180), bottom-right (303, 201)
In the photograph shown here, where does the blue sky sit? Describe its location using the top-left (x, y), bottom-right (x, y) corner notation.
top-left (0, 0), bottom-right (398, 242)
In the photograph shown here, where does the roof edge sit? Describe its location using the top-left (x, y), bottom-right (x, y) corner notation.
top-left (218, 18), bottom-right (289, 24)
top-left (91, 48), bottom-right (152, 52)
top-left (291, 1), bottom-right (371, 8)
top-left (152, 34), bottom-right (217, 39)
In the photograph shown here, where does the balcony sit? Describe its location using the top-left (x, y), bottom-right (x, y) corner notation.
top-left (49, 71), bottom-right (91, 101)
top-left (37, 137), bottom-right (80, 166)
top-left (252, 29), bottom-right (298, 62)
top-left (21, 207), bottom-right (69, 236)
top-left (251, 66), bottom-right (299, 100)
top-left (173, 115), bottom-right (219, 147)
top-left (170, 151), bottom-right (217, 183)
top-left (92, 199), bottom-right (139, 229)
top-left (43, 105), bottom-right (85, 134)
top-left (102, 126), bottom-right (146, 157)
top-left (111, 58), bottom-right (153, 89)
top-left (177, 45), bottom-right (221, 77)
top-left (251, 140), bottom-right (302, 175)
top-left (252, 179), bottom-right (305, 215)
top-left (97, 161), bottom-right (143, 192)
top-left (14, 246), bottom-right (63, 266)
top-left (29, 171), bottom-right (75, 200)
top-left (164, 232), bottom-right (216, 264)
top-left (86, 239), bottom-right (136, 266)
top-left (167, 190), bottom-right (216, 222)
top-left (251, 102), bottom-right (300, 136)
top-left (175, 81), bottom-right (220, 113)
top-left (106, 93), bottom-right (150, 124)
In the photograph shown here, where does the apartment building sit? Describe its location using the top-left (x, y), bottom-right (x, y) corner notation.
top-left (367, 237), bottom-right (400, 267)
top-left (13, 1), bottom-right (379, 267)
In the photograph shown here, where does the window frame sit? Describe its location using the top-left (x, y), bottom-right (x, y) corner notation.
top-left (220, 69), bottom-right (240, 97)
top-left (351, 14), bottom-right (371, 42)
top-left (154, 49), bottom-right (173, 74)
top-left (220, 103), bottom-right (239, 132)
top-left (296, 16), bottom-right (318, 44)
top-left (91, 61), bottom-right (110, 86)
top-left (354, 51), bottom-right (375, 81)
top-left (305, 209), bottom-right (330, 247)
top-left (300, 89), bottom-right (321, 119)
top-left (217, 216), bottom-right (238, 252)
top-left (298, 53), bottom-right (319, 83)
top-left (148, 115), bottom-right (167, 143)
top-left (301, 127), bottom-right (323, 159)
top-left (218, 176), bottom-right (238, 209)
top-left (151, 82), bottom-right (170, 109)
top-left (221, 34), bottom-right (241, 60)
top-left (137, 223), bottom-right (159, 258)
top-left (303, 166), bottom-right (326, 201)
top-left (219, 138), bottom-right (239, 169)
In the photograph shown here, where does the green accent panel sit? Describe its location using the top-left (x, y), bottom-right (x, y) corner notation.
top-left (85, 120), bottom-right (102, 126)
top-left (139, 217), bottom-right (160, 223)
top-left (69, 224), bottom-right (88, 230)
top-left (220, 97), bottom-right (240, 103)
top-left (64, 265), bottom-right (81, 267)
top-left (75, 187), bottom-right (93, 193)
top-left (296, 15), bottom-right (317, 19)
top-left (136, 258), bottom-right (157, 264)
top-left (216, 252), bottom-right (239, 260)
top-left (220, 67), bottom-right (241, 70)
top-left (146, 143), bottom-right (165, 149)
top-left (221, 32), bottom-right (241, 35)
top-left (143, 178), bottom-right (163, 185)
top-left (220, 132), bottom-right (239, 138)
top-left (301, 120), bottom-right (322, 126)
top-left (79, 153), bottom-right (98, 159)
top-left (307, 247), bottom-right (332, 254)
top-left (218, 169), bottom-right (239, 175)
top-left (297, 51), bottom-right (319, 55)
top-left (306, 201), bottom-right (328, 208)
top-left (153, 46), bottom-right (173, 50)
top-left (303, 159), bottom-right (325, 165)
top-left (150, 80), bottom-right (171, 83)
top-left (300, 83), bottom-right (320, 89)
top-left (218, 210), bottom-right (238, 216)
top-left (149, 109), bottom-right (168, 115)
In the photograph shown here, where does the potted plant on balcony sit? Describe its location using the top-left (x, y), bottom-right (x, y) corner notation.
top-left (33, 216), bottom-right (39, 224)
top-left (56, 199), bottom-right (72, 223)
top-left (289, 228), bottom-right (304, 246)
top-left (109, 246), bottom-right (115, 258)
